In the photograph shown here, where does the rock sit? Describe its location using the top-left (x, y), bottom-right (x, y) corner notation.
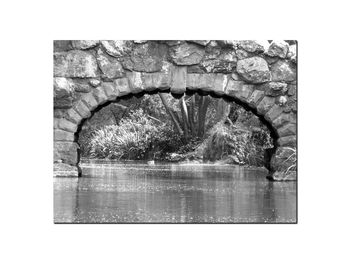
top-left (126, 72), bottom-right (144, 93)
top-left (54, 40), bottom-right (72, 52)
top-left (54, 129), bottom-right (74, 141)
top-left (278, 96), bottom-right (288, 106)
top-left (225, 79), bottom-right (254, 101)
top-left (277, 135), bottom-right (297, 147)
top-left (101, 40), bottom-right (131, 58)
top-left (89, 79), bottom-right (101, 87)
top-left (54, 142), bottom-right (79, 165)
top-left (271, 60), bottom-right (296, 82)
top-left (72, 80), bottom-right (91, 93)
top-left (238, 40), bottom-right (268, 53)
top-left (200, 50), bottom-right (237, 73)
top-left (267, 40), bottom-right (289, 58)
top-left (236, 49), bottom-right (250, 60)
top-left (54, 50), bottom-right (98, 78)
top-left (97, 48), bottom-right (124, 79)
top-left (171, 66), bottom-right (187, 94)
top-left (122, 42), bottom-right (168, 72)
top-left (71, 40), bottom-right (99, 49)
top-left (287, 44), bottom-right (297, 63)
top-left (287, 84), bottom-right (296, 96)
top-left (170, 42), bottom-right (205, 65)
top-left (187, 40), bottom-right (211, 46)
top-left (257, 96), bottom-right (276, 115)
top-left (263, 82), bottom-right (288, 96)
top-left (236, 57), bottom-right (271, 83)
top-left (54, 77), bottom-right (75, 108)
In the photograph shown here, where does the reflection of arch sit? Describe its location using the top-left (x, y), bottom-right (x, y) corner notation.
top-left (54, 69), bottom-right (296, 178)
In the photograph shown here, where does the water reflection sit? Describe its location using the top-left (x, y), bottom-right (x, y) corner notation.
top-left (54, 161), bottom-right (296, 223)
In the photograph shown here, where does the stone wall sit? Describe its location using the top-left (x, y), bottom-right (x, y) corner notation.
top-left (53, 40), bottom-right (297, 180)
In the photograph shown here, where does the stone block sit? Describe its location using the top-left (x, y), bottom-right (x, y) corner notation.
top-left (277, 135), bottom-right (297, 147)
top-left (97, 48), bottom-right (124, 79)
top-left (225, 79), bottom-right (254, 102)
top-left (171, 66), bottom-right (187, 94)
top-left (92, 86), bottom-right (108, 104)
top-left (277, 124), bottom-right (297, 137)
top-left (71, 40), bottom-right (99, 50)
top-left (54, 129), bottom-right (75, 141)
top-left (142, 73), bottom-right (172, 91)
top-left (257, 96), bottom-right (276, 115)
top-left (170, 43), bottom-right (205, 65)
top-left (66, 108), bottom-right (82, 124)
top-left (264, 104), bottom-right (284, 122)
top-left (54, 50), bottom-right (98, 78)
top-left (272, 112), bottom-right (296, 128)
top-left (54, 141), bottom-right (79, 165)
top-left (212, 74), bottom-right (228, 95)
top-left (73, 101), bottom-right (91, 119)
top-left (114, 78), bottom-right (131, 97)
top-left (101, 40), bottom-right (130, 58)
top-left (267, 40), bottom-right (289, 58)
top-left (186, 74), bottom-right (200, 90)
top-left (236, 57), bottom-right (271, 83)
top-left (101, 82), bottom-right (119, 100)
top-left (122, 42), bottom-right (168, 72)
top-left (126, 72), bottom-right (144, 94)
top-left (271, 60), bottom-right (296, 82)
top-left (263, 82), bottom-right (288, 96)
top-left (81, 93), bottom-right (99, 111)
top-left (56, 118), bottom-right (78, 133)
top-left (237, 40), bottom-right (268, 53)
top-left (54, 163), bottom-right (79, 177)
top-left (247, 90), bottom-right (265, 108)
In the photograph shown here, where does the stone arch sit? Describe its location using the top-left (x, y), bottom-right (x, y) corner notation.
top-left (54, 40), bottom-right (297, 180)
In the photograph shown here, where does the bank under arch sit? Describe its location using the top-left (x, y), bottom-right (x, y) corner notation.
top-left (53, 40), bottom-right (297, 180)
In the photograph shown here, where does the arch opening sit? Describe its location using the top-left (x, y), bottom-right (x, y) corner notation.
top-left (74, 89), bottom-right (279, 176)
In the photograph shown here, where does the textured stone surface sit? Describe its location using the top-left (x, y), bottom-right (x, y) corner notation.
top-left (73, 101), bottom-right (91, 119)
top-left (277, 124), bottom-right (297, 137)
top-left (54, 77), bottom-right (75, 108)
top-left (101, 40), bottom-right (131, 58)
top-left (277, 135), bottom-right (297, 147)
top-left (267, 40), bottom-right (289, 58)
top-left (225, 79), bottom-right (254, 102)
top-left (54, 40), bottom-right (72, 52)
top-left (142, 73), bottom-right (172, 91)
top-left (122, 42), bottom-right (168, 72)
top-left (170, 43), bottom-right (205, 65)
top-left (56, 118), bottom-right (78, 133)
top-left (271, 60), bottom-right (296, 82)
top-left (171, 66), bottom-right (187, 94)
top-left (238, 40), bottom-right (268, 53)
top-left (81, 93), bottom-right (99, 111)
top-left (236, 57), bottom-right (271, 83)
top-left (114, 78), bottom-right (131, 96)
top-left (72, 40), bottom-right (99, 50)
top-left (263, 82), bottom-right (288, 96)
top-left (126, 72), bottom-right (144, 93)
top-left (272, 113), bottom-right (296, 128)
top-left (256, 96), bottom-right (276, 115)
top-left (200, 50), bottom-right (237, 73)
top-left (54, 129), bottom-right (74, 141)
top-left (287, 44), bottom-right (297, 63)
top-left (97, 49), bottom-right (124, 79)
top-left (72, 80), bottom-right (91, 93)
top-left (92, 86), bottom-right (108, 104)
top-left (54, 142), bottom-right (79, 165)
top-left (264, 104), bottom-right (284, 122)
top-left (54, 50), bottom-right (98, 78)
top-left (247, 90), bottom-right (265, 108)
top-left (54, 163), bottom-right (79, 177)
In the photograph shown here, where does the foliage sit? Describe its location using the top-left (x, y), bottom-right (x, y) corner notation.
top-left (203, 122), bottom-right (271, 166)
top-left (281, 147), bottom-right (297, 174)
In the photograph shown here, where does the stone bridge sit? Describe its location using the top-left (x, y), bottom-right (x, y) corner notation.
top-left (53, 40), bottom-right (297, 180)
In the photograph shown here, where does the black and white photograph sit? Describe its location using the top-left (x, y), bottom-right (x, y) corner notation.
top-left (3, 0), bottom-right (350, 262)
top-left (53, 40), bottom-right (297, 223)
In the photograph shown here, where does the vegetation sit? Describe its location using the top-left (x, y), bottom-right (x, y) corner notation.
top-left (78, 93), bottom-right (274, 167)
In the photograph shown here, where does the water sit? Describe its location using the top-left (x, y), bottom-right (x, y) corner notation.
top-left (54, 160), bottom-right (297, 223)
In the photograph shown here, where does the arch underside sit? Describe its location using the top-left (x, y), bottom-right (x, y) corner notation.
top-left (54, 70), bottom-right (296, 180)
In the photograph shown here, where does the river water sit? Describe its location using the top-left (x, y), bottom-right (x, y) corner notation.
top-left (54, 160), bottom-right (297, 223)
